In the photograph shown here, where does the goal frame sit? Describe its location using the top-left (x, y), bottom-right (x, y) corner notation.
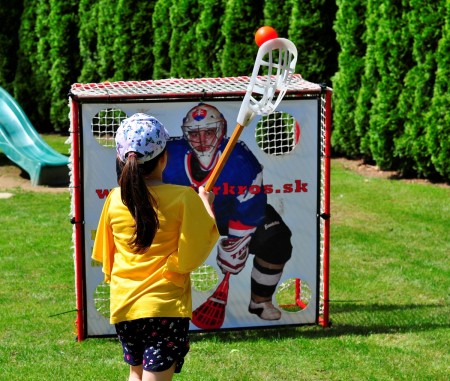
top-left (69, 74), bottom-right (331, 341)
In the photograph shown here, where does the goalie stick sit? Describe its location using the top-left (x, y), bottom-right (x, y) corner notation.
top-left (192, 38), bottom-right (298, 330)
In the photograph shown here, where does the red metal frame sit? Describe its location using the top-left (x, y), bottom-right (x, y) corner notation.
top-left (69, 75), bottom-right (332, 338)
top-left (318, 89), bottom-right (332, 327)
top-left (71, 101), bottom-right (85, 341)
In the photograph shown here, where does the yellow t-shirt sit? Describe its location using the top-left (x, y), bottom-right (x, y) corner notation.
top-left (92, 184), bottom-right (219, 324)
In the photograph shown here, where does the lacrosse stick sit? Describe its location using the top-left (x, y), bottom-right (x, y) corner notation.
top-left (204, 37), bottom-right (297, 192)
top-left (192, 38), bottom-right (297, 330)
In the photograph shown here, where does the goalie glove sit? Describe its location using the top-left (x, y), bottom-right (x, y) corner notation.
top-left (217, 235), bottom-right (252, 274)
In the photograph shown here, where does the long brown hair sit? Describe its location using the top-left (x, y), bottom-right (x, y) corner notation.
top-left (116, 149), bottom-right (166, 253)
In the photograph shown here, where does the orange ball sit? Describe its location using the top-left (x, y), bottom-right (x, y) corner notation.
top-left (255, 26), bottom-right (279, 47)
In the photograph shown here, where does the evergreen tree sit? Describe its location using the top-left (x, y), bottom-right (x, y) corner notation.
top-left (368, 0), bottom-right (413, 170)
top-left (169, 0), bottom-right (200, 78)
top-left (48, 0), bottom-right (80, 132)
top-left (263, 0), bottom-right (291, 38)
top-left (96, 0), bottom-right (119, 81)
top-left (220, 0), bottom-right (264, 77)
top-left (396, 0), bottom-right (445, 178)
top-left (287, 0), bottom-right (339, 85)
top-left (0, 0), bottom-right (24, 92)
top-left (354, 0), bottom-right (382, 160)
top-left (152, 0), bottom-right (173, 79)
top-left (331, 0), bottom-right (367, 157)
top-left (113, 0), bottom-right (156, 81)
top-left (31, 0), bottom-right (53, 131)
top-left (78, 0), bottom-right (100, 83)
top-left (196, 0), bottom-right (226, 77)
top-left (427, 0), bottom-right (450, 181)
top-left (13, 1), bottom-right (44, 130)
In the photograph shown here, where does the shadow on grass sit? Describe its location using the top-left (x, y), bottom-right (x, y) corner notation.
top-left (190, 301), bottom-right (449, 343)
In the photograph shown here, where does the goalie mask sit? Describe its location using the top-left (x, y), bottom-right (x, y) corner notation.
top-left (182, 103), bottom-right (227, 169)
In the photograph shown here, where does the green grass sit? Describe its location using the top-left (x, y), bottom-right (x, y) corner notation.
top-left (41, 133), bottom-right (71, 156)
top-left (0, 136), bottom-right (448, 380)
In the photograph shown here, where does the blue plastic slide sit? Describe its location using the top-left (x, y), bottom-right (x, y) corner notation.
top-left (0, 86), bottom-right (69, 186)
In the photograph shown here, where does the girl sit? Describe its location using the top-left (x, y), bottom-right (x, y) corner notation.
top-left (92, 113), bottom-right (219, 381)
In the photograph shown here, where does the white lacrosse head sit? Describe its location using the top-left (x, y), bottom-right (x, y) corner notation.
top-left (237, 38), bottom-right (298, 126)
top-left (182, 103), bottom-right (227, 169)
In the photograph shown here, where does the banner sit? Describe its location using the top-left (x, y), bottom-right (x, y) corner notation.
top-left (79, 98), bottom-right (322, 336)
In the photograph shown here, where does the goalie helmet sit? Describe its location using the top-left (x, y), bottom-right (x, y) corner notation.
top-left (182, 103), bottom-right (227, 169)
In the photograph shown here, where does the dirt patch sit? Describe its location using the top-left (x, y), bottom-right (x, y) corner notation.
top-left (334, 157), bottom-right (397, 179)
top-left (334, 158), bottom-right (449, 188)
top-left (0, 163), bottom-right (69, 193)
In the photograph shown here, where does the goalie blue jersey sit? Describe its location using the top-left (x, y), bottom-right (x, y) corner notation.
top-left (163, 137), bottom-right (267, 237)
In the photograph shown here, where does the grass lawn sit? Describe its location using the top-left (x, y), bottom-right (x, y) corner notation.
top-left (0, 136), bottom-right (448, 380)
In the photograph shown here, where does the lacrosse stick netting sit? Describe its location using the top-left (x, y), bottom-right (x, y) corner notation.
top-left (237, 38), bottom-right (297, 127)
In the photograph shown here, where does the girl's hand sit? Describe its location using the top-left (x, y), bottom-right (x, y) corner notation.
top-left (198, 186), bottom-right (215, 206)
top-left (198, 186), bottom-right (215, 218)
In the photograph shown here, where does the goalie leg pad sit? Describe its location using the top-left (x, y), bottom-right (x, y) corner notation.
top-left (250, 257), bottom-right (283, 298)
top-left (250, 204), bottom-right (293, 264)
